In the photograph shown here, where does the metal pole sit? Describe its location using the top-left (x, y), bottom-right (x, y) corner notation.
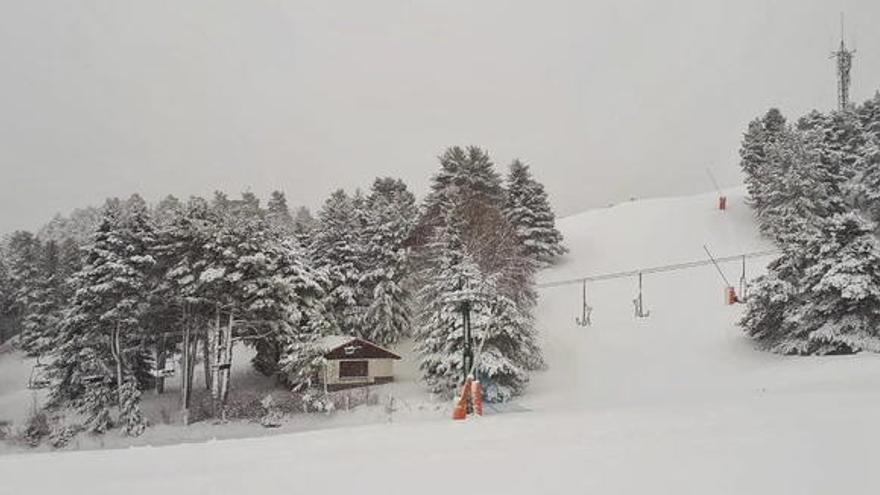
top-left (703, 245), bottom-right (733, 287)
top-left (464, 300), bottom-right (472, 380)
top-left (459, 276), bottom-right (473, 384)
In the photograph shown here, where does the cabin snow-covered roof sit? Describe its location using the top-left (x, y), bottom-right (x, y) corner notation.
top-left (316, 336), bottom-right (402, 360)
top-left (316, 335), bottom-right (357, 353)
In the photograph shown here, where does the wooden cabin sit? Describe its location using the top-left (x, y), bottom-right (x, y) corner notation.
top-left (317, 336), bottom-right (402, 392)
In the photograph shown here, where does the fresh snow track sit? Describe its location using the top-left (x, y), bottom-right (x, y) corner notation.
top-left (3, 188), bottom-right (880, 495)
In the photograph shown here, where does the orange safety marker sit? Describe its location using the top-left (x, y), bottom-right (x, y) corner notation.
top-left (726, 286), bottom-right (738, 305)
top-left (452, 377), bottom-right (473, 420)
top-left (452, 400), bottom-right (467, 420)
top-left (471, 380), bottom-right (484, 416)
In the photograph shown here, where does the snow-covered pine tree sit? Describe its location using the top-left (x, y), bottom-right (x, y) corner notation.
top-left (856, 92), bottom-right (880, 142)
top-left (141, 195), bottom-right (187, 394)
top-left (740, 108), bottom-right (788, 218)
top-left (414, 159), bottom-right (542, 402)
top-left (18, 240), bottom-right (64, 357)
top-left (797, 109), bottom-right (865, 193)
top-left (852, 136), bottom-right (880, 224)
top-left (193, 192), bottom-right (315, 413)
top-left (47, 196), bottom-right (155, 435)
top-left (118, 195), bottom-right (161, 392)
top-left (504, 159), bottom-right (567, 265)
top-left (757, 126), bottom-right (847, 243)
top-left (37, 206), bottom-right (102, 247)
top-left (117, 375), bottom-right (146, 437)
top-left (415, 206), bottom-right (539, 401)
top-left (292, 206), bottom-right (316, 246)
top-left (0, 250), bottom-right (13, 343)
top-left (414, 200), bottom-right (479, 397)
top-left (740, 119), bottom-right (769, 209)
top-left (796, 212), bottom-right (880, 354)
top-left (267, 190), bottom-right (295, 236)
top-left (273, 239), bottom-right (334, 387)
top-left (154, 196), bottom-right (217, 417)
top-left (199, 193), bottom-right (273, 410)
top-left (4, 231), bottom-right (42, 345)
top-left (310, 189), bottom-right (365, 336)
top-left (476, 284), bottom-right (539, 401)
top-left (58, 237), bottom-right (82, 284)
top-left (740, 239), bottom-right (809, 353)
top-left (360, 178), bottom-right (418, 346)
top-left (415, 146), bottom-right (506, 245)
top-left (744, 213), bottom-right (880, 354)
top-left (233, 224), bottom-right (328, 381)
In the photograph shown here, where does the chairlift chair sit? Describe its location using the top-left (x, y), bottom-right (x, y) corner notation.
top-left (633, 272), bottom-right (651, 318)
top-left (575, 280), bottom-right (593, 327)
top-left (150, 357), bottom-right (177, 378)
top-left (737, 255), bottom-right (749, 304)
top-left (82, 374), bottom-right (105, 385)
top-left (27, 361), bottom-right (50, 390)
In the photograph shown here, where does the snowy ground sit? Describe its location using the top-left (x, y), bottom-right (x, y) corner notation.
top-left (0, 339), bottom-right (448, 454)
top-left (3, 189), bottom-right (880, 494)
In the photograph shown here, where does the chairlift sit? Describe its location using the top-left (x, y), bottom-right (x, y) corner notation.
top-left (149, 357), bottom-right (177, 378)
top-left (633, 272), bottom-right (651, 318)
top-left (575, 280), bottom-right (593, 327)
top-left (76, 360), bottom-right (108, 385)
top-left (27, 361), bottom-right (50, 390)
top-left (82, 374), bottom-right (105, 385)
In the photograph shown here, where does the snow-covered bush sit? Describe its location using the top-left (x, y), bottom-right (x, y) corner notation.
top-left (21, 409), bottom-right (50, 447)
top-left (49, 422), bottom-right (83, 449)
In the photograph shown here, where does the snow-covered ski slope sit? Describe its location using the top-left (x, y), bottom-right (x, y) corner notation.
top-left (4, 189), bottom-right (880, 495)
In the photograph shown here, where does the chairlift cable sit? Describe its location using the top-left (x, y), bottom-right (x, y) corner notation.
top-left (538, 248), bottom-right (778, 289)
top-left (702, 244), bottom-right (733, 287)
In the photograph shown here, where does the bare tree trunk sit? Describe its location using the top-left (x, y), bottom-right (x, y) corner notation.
top-left (202, 330), bottom-right (212, 390)
top-left (181, 321), bottom-right (190, 425)
top-left (111, 323), bottom-right (124, 405)
top-left (187, 333), bottom-right (197, 401)
top-left (220, 311), bottom-right (234, 412)
top-left (210, 305), bottom-right (222, 416)
top-left (155, 334), bottom-right (167, 394)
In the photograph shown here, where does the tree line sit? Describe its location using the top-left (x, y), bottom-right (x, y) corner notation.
top-left (0, 146), bottom-right (566, 436)
top-left (739, 92), bottom-right (880, 354)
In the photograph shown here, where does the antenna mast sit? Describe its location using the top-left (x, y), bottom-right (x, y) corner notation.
top-left (831, 13), bottom-right (855, 111)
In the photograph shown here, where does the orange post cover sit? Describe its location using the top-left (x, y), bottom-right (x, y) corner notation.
top-left (726, 286), bottom-right (737, 305)
top-left (452, 377), bottom-right (473, 420)
top-left (471, 380), bottom-right (484, 416)
top-left (452, 402), bottom-right (467, 420)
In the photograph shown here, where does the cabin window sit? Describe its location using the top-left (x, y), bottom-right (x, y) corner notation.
top-left (339, 360), bottom-right (368, 379)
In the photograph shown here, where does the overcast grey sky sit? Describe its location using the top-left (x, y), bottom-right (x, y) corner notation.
top-left (1, 0), bottom-right (878, 233)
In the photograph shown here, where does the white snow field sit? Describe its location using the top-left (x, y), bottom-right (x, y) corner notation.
top-left (3, 189), bottom-right (880, 494)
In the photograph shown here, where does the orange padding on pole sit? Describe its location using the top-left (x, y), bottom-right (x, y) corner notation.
top-left (726, 286), bottom-right (738, 305)
top-left (452, 377), bottom-right (473, 420)
top-left (471, 380), bottom-right (483, 416)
